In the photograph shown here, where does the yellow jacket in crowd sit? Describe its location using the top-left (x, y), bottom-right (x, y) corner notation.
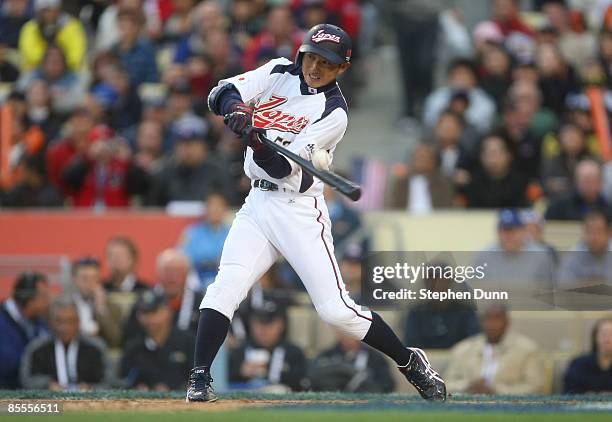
top-left (445, 331), bottom-right (545, 395)
top-left (18, 15), bottom-right (87, 71)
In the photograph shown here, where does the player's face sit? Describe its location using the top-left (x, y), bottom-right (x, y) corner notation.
top-left (301, 52), bottom-right (349, 88)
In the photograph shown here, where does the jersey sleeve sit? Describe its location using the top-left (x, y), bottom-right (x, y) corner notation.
top-left (218, 57), bottom-right (293, 104)
top-left (290, 107), bottom-right (348, 160)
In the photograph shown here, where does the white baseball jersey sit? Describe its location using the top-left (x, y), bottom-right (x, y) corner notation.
top-left (200, 58), bottom-right (373, 341)
top-left (218, 57), bottom-right (348, 196)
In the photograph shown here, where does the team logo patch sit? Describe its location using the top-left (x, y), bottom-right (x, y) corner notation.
top-left (254, 95), bottom-right (309, 134)
top-left (311, 29), bottom-right (341, 44)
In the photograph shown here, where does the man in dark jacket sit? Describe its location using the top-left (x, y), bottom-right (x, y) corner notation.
top-left (146, 116), bottom-right (233, 206)
top-left (121, 290), bottom-right (195, 390)
top-left (310, 329), bottom-right (395, 393)
top-left (546, 159), bottom-right (612, 221)
top-left (229, 299), bottom-right (307, 391)
top-left (0, 272), bottom-right (50, 388)
top-left (19, 295), bottom-right (110, 390)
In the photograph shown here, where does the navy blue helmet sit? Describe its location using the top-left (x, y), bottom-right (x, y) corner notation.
top-left (296, 23), bottom-right (352, 65)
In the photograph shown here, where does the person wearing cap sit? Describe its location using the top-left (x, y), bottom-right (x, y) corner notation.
top-left (122, 249), bottom-right (203, 343)
top-left (18, 0), bottom-right (87, 71)
top-left (472, 208), bottom-right (556, 293)
top-left (229, 299), bottom-right (307, 391)
top-left (310, 328), bottom-right (395, 393)
top-left (189, 21), bottom-right (446, 402)
top-left (0, 272), bottom-right (50, 389)
top-left (20, 294), bottom-right (111, 391)
top-left (61, 124), bottom-right (149, 208)
top-left (120, 290), bottom-right (196, 391)
top-left (68, 257), bottom-right (123, 348)
top-left (146, 116), bottom-right (232, 206)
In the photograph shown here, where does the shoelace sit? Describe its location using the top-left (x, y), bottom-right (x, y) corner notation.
top-left (190, 371), bottom-right (213, 391)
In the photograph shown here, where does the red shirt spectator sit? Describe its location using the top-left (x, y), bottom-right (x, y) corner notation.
top-left (61, 125), bottom-right (149, 208)
top-left (492, 0), bottom-right (534, 38)
top-left (46, 109), bottom-right (94, 195)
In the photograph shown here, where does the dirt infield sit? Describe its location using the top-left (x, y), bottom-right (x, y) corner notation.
top-left (0, 398), bottom-right (364, 413)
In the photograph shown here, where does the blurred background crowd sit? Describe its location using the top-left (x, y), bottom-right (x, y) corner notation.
top-left (0, 0), bottom-right (611, 396)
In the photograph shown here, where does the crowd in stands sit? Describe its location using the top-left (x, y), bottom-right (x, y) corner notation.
top-left (390, 0), bottom-right (612, 219)
top-left (1, 205), bottom-right (611, 394)
top-left (0, 0), bottom-right (367, 208)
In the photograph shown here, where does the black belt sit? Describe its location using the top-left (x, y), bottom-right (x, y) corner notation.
top-left (253, 179), bottom-right (279, 191)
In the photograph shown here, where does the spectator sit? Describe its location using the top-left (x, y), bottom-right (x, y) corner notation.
top-left (2, 113), bottom-right (46, 190)
top-left (0, 42), bottom-right (19, 82)
top-left (229, 299), bottom-right (307, 391)
top-left (180, 192), bottom-right (230, 287)
top-left (542, 123), bottom-right (595, 201)
top-left (134, 119), bottom-right (165, 174)
top-left (563, 316), bottom-right (612, 394)
top-left (459, 134), bottom-right (529, 208)
top-left (445, 304), bottom-right (544, 394)
top-left (173, 0), bottom-right (227, 64)
top-left (101, 64), bottom-right (144, 133)
top-left (0, 0), bottom-right (30, 48)
top-left (146, 116), bottom-right (232, 206)
top-left (228, 0), bottom-right (265, 51)
top-left (1, 154), bottom-right (63, 207)
top-left (103, 236), bottom-right (149, 293)
top-left (423, 59), bottom-right (496, 133)
top-left (535, 43), bottom-right (579, 115)
top-left (113, 9), bottom-right (159, 87)
top-left (557, 210), bottom-right (612, 289)
top-left (121, 290), bottom-right (195, 391)
top-left (339, 243), bottom-right (364, 303)
top-left (310, 329), bottom-right (394, 393)
top-left (46, 108), bottom-right (95, 197)
top-left (390, 143), bottom-right (454, 213)
top-left (599, 30), bottom-right (612, 86)
top-left (69, 257), bottom-right (123, 348)
top-left (520, 210), bottom-right (558, 264)
top-left (123, 249), bottom-right (203, 341)
top-left (96, 0), bottom-right (162, 52)
top-left (428, 110), bottom-right (479, 178)
top-left (323, 184), bottom-right (362, 252)
top-left (20, 295), bottom-right (111, 390)
top-left (492, 0), bottom-right (534, 39)
top-left (0, 272), bottom-right (50, 389)
top-left (540, 0), bottom-right (596, 69)
top-left (546, 159), bottom-right (612, 221)
top-left (472, 209), bottom-right (555, 292)
top-left (478, 43), bottom-right (512, 110)
top-left (24, 79), bottom-right (63, 142)
top-left (162, 0), bottom-right (196, 44)
top-left (403, 264), bottom-right (480, 349)
top-left (242, 5), bottom-right (303, 71)
top-left (61, 125), bottom-right (149, 208)
top-left (18, 0), bottom-right (87, 71)
top-left (17, 44), bottom-right (87, 114)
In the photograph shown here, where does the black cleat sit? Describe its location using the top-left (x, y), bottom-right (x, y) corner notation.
top-left (186, 366), bottom-right (218, 403)
top-left (399, 348), bottom-right (447, 401)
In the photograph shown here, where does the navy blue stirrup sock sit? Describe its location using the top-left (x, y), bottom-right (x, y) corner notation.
top-left (194, 308), bottom-right (230, 367)
top-left (362, 312), bottom-right (414, 366)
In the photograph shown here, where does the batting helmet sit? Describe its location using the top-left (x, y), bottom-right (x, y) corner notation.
top-left (296, 23), bottom-right (352, 66)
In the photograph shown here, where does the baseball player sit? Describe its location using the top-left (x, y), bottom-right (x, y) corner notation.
top-left (186, 23), bottom-right (446, 402)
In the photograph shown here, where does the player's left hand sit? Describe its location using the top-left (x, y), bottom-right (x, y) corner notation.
top-left (224, 111), bottom-right (252, 137)
top-left (224, 112), bottom-right (264, 149)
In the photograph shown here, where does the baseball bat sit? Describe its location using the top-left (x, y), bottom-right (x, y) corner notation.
top-left (259, 134), bottom-right (362, 201)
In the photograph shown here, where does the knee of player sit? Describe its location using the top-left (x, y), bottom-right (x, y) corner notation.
top-left (316, 300), bottom-right (356, 327)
